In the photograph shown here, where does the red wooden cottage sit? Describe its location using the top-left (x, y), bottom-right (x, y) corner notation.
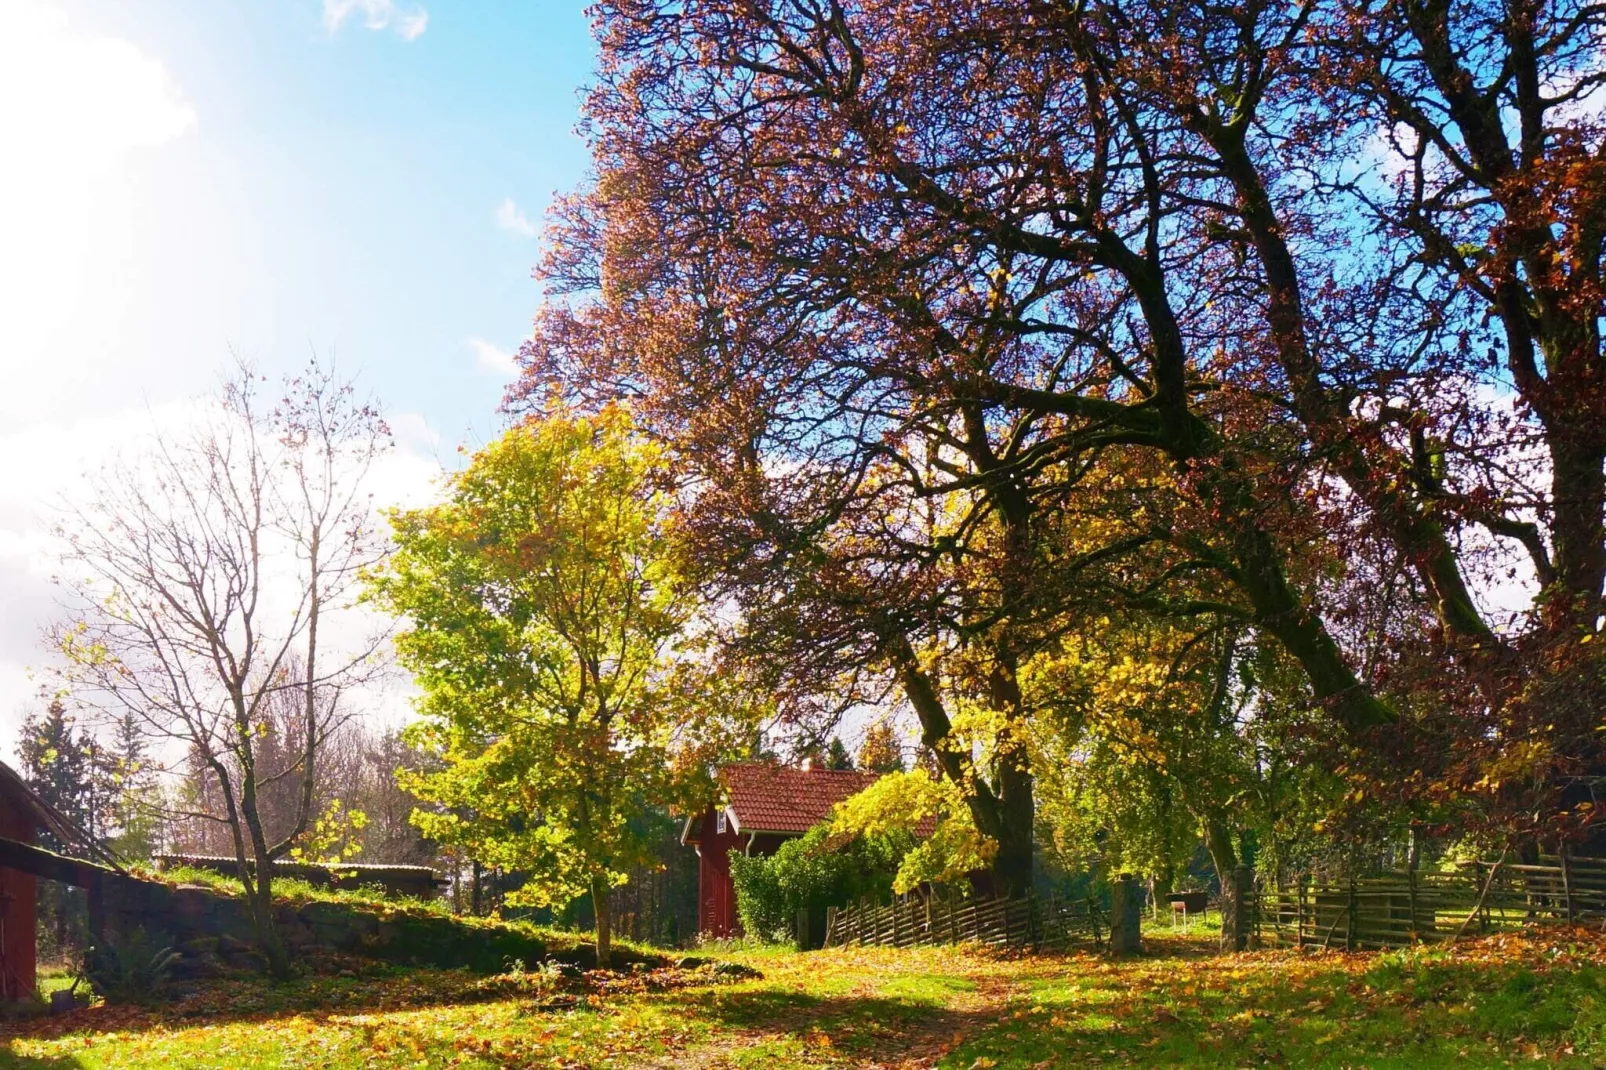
top-left (681, 762), bottom-right (879, 938)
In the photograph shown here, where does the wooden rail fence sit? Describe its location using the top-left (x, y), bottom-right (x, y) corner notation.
top-left (1255, 853), bottom-right (1606, 951)
top-left (823, 891), bottom-right (1106, 952)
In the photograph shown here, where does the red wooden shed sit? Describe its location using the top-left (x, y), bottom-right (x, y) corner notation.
top-left (0, 760), bottom-right (116, 1002)
top-left (681, 762), bottom-right (880, 938)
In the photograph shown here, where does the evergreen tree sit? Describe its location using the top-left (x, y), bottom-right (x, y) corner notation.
top-left (825, 738), bottom-right (855, 771)
top-left (17, 699), bottom-right (95, 837)
top-left (16, 698), bottom-right (97, 962)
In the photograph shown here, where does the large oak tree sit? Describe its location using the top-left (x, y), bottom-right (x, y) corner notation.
top-left (519, 0), bottom-right (1606, 857)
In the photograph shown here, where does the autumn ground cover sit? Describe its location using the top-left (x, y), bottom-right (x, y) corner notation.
top-left (4, 928), bottom-right (1605, 1068)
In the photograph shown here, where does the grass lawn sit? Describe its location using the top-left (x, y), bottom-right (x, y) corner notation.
top-left (4, 927), bottom-right (1604, 1068)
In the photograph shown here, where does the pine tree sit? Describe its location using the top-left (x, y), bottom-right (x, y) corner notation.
top-left (16, 699), bottom-right (97, 961)
top-left (17, 699), bottom-right (95, 838)
top-left (825, 738), bottom-right (855, 771)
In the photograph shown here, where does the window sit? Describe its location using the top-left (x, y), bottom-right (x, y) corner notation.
top-left (716, 811), bottom-right (727, 834)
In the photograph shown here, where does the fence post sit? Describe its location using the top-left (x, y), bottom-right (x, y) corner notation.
top-left (1408, 864), bottom-right (1420, 943)
top-left (1296, 877), bottom-right (1306, 949)
top-left (1087, 893), bottom-right (1103, 949)
top-left (1223, 863), bottom-right (1251, 952)
top-left (1109, 873), bottom-right (1142, 955)
top-left (824, 905), bottom-right (837, 948)
top-left (1562, 845), bottom-right (1576, 925)
top-left (1345, 876), bottom-right (1358, 952)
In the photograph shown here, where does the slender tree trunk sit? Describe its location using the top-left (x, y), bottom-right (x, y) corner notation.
top-left (249, 863), bottom-right (289, 979)
top-left (235, 742), bottom-right (291, 979)
top-left (591, 873), bottom-right (613, 970)
top-left (241, 804), bottom-right (290, 979)
top-left (1203, 816), bottom-right (1239, 897)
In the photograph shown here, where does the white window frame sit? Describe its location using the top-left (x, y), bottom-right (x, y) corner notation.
top-left (716, 810), bottom-right (727, 835)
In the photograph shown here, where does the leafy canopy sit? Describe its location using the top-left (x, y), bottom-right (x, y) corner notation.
top-left (831, 771), bottom-right (994, 894)
top-left (370, 407), bottom-right (701, 910)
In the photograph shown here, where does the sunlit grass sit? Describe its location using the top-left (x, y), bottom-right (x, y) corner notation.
top-left (6, 929), bottom-right (1605, 1067)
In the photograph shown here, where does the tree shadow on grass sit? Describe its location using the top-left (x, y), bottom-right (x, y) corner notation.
top-left (0, 964), bottom-right (656, 1043)
top-left (651, 985), bottom-right (1005, 1062)
top-left (0, 1047), bottom-right (88, 1068)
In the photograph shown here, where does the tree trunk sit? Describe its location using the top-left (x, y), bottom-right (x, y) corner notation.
top-left (1202, 815), bottom-right (1241, 952)
top-left (985, 648), bottom-right (1034, 898)
top-left (992, 741), bottom-right (1034, 897)
top-left (1203, 816), bottom-right (1239, 898)
top-left (591, 873), bottom-right (613, 970)
top-left (213, 755), bottom-right (291, 979)
top-left (886, 632), bottom-right (1033, 893)
top-left (249, 862), bottom-right (290, 979)
top-left (237, 762), bottom-right (291, 979)
top-left (1548, 433), bottom-right (1606, 627)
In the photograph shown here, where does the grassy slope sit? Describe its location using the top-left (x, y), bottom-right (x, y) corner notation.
top-left (5, 928), bottom-right (1605, 1068)
top-left (124, 866), bottom-right (665, 967)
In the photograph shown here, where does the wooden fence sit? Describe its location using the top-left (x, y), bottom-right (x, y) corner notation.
top-left (1255, 853), bottom-right (1606, 951)
top-left (824, 891), bottom-right (1106, 952)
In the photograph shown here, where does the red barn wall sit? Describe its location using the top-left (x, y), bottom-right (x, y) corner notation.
top-left (0, 796), bottom-right (37, 1001)
top-left (694, 808), bottom-right (749, 938)
top-left (693, 813), bottom-right (804, 939)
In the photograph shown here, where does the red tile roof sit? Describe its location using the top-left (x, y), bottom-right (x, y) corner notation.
top-left (721, 762), bottom-right (881, 835)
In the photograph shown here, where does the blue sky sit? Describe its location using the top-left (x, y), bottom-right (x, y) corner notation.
top-left (0, 1), bottom-right (600, 742)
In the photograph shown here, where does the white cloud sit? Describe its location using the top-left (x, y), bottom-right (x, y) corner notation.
top-left (322, 0), bottom-right (429, 41)
top-left (0, 2), bottom-right (197, 432)
top-left (466, 336), bottom-right (519, 377)
top-left (0, 5), bottom-right (195, 156)
top-left (496, 197), bottom-right (539, 238)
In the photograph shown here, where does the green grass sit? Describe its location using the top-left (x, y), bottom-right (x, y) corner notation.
top-left (4, 928), bottom-right (1604, 1067)
top-left (944, 931), bottom-right (1606, 1068)
top-left (34, 970), bottom-right (78, 1000)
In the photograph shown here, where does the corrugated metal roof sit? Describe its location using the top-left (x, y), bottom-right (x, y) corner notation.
top-left (154, 854), bottom-right (440, 877)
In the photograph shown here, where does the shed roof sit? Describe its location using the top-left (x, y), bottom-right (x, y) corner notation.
top-left (682, 762), bottom-right (880, 844)
top-left (0, 759), bottom-right (122, 868)
top-left (726, 762), bottom-right (880, 835)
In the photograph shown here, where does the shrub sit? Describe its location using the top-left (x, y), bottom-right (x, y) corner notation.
top-left (729, 824), bottom-right (911, 941)
top-left (83, 927), bottom-right (179, 1003)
